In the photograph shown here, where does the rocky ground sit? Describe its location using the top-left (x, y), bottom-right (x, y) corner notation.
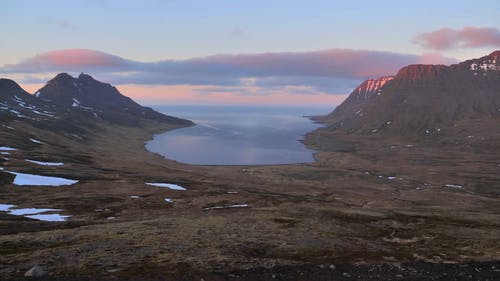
top-left (0, 117), bottom-right (499, 280)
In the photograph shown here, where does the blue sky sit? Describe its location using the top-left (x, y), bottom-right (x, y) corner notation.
top-left (1, 0), bottom-right (499, 105)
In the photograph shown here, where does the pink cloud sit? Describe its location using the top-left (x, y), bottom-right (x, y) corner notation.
top-left (39, 49), bottom-right (122, 66)
top-left (2, 49), bottom-right (128, 73)
top-left (414, 26), bottom-right (500, 50)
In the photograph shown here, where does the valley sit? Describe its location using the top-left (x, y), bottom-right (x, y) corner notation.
top-left (1, 51), bottom-right (499, 280)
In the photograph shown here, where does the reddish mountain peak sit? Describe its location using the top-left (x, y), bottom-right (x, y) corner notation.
top-left (395, 64), bottom-right (449, 81)
top-left (353, 76), bottom-right (394, 97)
top-left (487, 50), bottom-right (500, 59)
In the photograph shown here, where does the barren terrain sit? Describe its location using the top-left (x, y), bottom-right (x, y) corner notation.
top-left (1, 115), bottom-right (499, 280)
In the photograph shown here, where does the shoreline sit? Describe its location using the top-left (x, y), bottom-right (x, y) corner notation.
top-left (143, 109), bottom-right (324, 167)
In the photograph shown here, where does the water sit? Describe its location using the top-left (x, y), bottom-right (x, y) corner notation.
top-left (146, 105), bottom-right (330, 165)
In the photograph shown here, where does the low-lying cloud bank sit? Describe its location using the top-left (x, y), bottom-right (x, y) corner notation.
top-left (414, 26), bottom-right (500, 50)
top-left (0, 48), bottom-right (457, 96)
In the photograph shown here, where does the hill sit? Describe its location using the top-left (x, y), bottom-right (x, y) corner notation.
top-left (320, 51), bottom-right (500, 137)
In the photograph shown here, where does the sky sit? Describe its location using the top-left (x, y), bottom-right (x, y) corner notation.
top-left (1, 0), bottom-right (499, 106)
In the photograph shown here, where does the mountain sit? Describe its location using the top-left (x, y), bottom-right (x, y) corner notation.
top-left (321, 51), bottom-right (500, 136)
top-left (0, 78), bottom-right (31, 99)
top-left (1, 73), bottom-right (193, 138)
top-left (36, 73), bottom-right (192, 126)
top-left (0, 78), bottom-right (58, 122)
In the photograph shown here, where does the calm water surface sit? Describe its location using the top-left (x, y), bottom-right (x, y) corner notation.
top-left (146, 106), bottom-right (330, 165)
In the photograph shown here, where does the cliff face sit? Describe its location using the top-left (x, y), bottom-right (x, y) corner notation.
top-left (327, 76), bottom-right (394, 124)
top-left (323, 51), bottom-right (500, 136)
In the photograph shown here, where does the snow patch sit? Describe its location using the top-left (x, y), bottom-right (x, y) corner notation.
top-left (72, 98), bottom-right (80, 107)
top-left (2, 125), bottom-right (14, 130)
top-left (470, 61), bottom-right (500, 72)
top-left (444, 184), bottom-right (463, 189)
top-left (26, 214), bottom-right (70, 222)
top-left (8, 171), bottom-right (78, 186)
top-left (29, 138), bottom-right (44, 144)
top-left (357, 76), bottom-right (394, 97)
top-left (0, 146), bottom-right (17, 151)
top-left (0, 204), bottom-right (15, 211)
top-left (25, 159), bottom-right (64, 166)
top-left (8, 208), bottom-right (60, 216)
top-left (145, 182), bottom-right (186, 190)
top-left (31, 110), bottom-right (55, 117)
top-left (9, 109), bottom-right (24, 118)
top-left (204, 204), bottom-right (249, 210)
top-left (0, 204), bottom-right (70, 221)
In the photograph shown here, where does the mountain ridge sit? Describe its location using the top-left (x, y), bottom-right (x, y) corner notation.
top-left (320, 50), bottom-right (500, 136)
top-left (35, 72), bottom-right (193, 126)
top-left (1, 73), bottom-right (193, 128)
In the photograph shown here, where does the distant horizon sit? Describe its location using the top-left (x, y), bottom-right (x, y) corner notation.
top-left (147, 103), bottom-right (334, 109)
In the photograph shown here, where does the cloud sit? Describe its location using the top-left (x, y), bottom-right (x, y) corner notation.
top-left (414, 26), bottom-right (500, 50)
top-left (3, 49), bottom-right (130, 73)
top-left (0, 48), bottom-right (457, 95)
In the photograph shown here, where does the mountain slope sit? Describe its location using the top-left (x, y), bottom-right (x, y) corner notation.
top-left (0, 78), bottom-right (58, 122)
top-left (36, 73), bottom-right (193, 126)
top-left (322, 51), bottom-right (500, 136)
